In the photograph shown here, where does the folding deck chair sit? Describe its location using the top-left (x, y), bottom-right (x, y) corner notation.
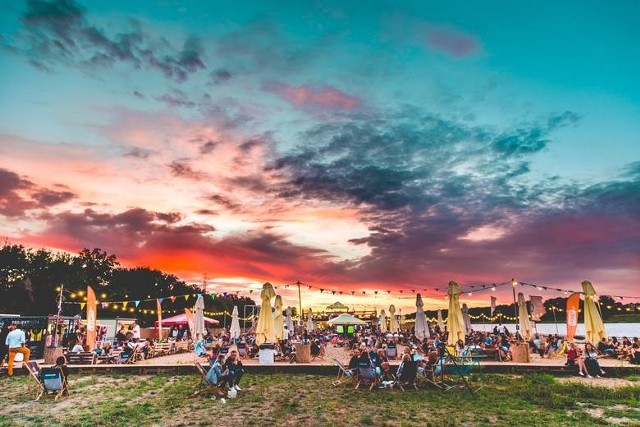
top-left (395, 360), bottom-right (419, 391)
top-left (25, 361), bottom-right (44, 400)
top-left (355, 364), bottom-right (380, 391)
top-left (237, 343), bottom-right (248, 359)
top-left (385, 342), bottom-right (398, 360)
top-left (331, 358), bottom-right (356, 386)
top-left (193, 361), bottom-right (226, 398)
top-left (36, 367), bottom-right (69, 401)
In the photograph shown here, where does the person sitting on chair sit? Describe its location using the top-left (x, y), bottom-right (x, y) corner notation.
top-left (70, 340), bottom-right (84, 353)
top-left (194, 334), bottom-right (207, 357)
top-left (55, 355), bottom-right (70, 395)
top-left (311, 339), bottom-right (321, 358)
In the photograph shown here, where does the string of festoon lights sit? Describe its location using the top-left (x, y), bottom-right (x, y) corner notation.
top-left (60, 278), bottom-right (640, 320)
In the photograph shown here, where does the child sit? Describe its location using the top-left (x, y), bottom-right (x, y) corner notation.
top-left (55, 355), bottom-right (69, 395)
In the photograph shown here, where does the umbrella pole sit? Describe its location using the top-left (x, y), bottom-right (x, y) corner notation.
top-left (552, 307), bottom-right (559, 334)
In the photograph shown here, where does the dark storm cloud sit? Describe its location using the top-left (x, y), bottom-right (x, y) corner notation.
top-left (122, 147), bottom-right (153, 159)
top-left (206, 194), bottom-right (239, 211)
top-left (40, 206), bottom-right (329, 278)
top-left (156, 89), bottom-right (196, 108)
top-left (11, 0), bottom-right (205, 81)
top-left (266, 108), bottom-right (637, 285)
top-left (0, 168), bottom-right (76, 217)
top-left (31, 189), bottom-right (75, 206)
top-left (210, 69), bottom-right (232, 84)
top-left (168, 160), bottom-right (208, 181)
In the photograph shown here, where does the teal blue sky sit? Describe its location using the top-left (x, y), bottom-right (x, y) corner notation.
top-left (0, 0), bottom-right (638, 308)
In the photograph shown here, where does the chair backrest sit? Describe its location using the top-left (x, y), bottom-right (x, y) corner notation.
top-left (399, 361), bottom-right (418, 381)
top-left (237, 344), bottom-right (247, 356)
top-left (358, 365), bottom-right (376, 379)
top-left (25, 360), bottom-right (41, 377)
top-left (333, 358), bottom-right (353, 377)
top-left (386, 346), bottom-right (397, 357)
top-left (40, 367), bottom-right (64, 391)
top-left (219, 347), bottom-right (230, 356)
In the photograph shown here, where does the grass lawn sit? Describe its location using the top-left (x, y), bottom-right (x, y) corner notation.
top-left (1, 372), bottom-right (639, 426)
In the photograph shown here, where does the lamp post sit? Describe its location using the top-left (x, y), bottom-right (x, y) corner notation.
top-left (296, 280), bottom-right (303, 327)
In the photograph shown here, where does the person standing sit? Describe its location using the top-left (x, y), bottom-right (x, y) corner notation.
top-left (5, 323), bottom-right (30, 377)
top-left (132, 320), bottom-right (141, 340)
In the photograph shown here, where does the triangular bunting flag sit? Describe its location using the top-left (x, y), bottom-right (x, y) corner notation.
top-left (158, 297), bottom-right (164, 305)
top-left (184, 295), bottom-right (189, 301)
top-left (171, 296), bottom-right (176, 303)
top-left (210, 293), bottom-right (216, 300)
top-left (123, 301), bottom-right (128, 308)
top-left (135, 300), bottom-right (140, 307)
top-left (80, 303), bottom-right (86, 310)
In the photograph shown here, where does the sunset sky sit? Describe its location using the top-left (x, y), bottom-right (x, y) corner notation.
top-left (1, 0), bottom-right (638, 313)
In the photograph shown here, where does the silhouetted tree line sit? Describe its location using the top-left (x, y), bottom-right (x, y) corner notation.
top-left (0, 244), bottom-right (256, 326)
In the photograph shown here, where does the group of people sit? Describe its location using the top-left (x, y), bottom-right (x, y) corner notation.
top-left (205, 349), bottom-right (245, 403)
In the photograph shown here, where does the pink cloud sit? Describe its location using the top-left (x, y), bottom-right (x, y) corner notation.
top-left (269, 83), bottom-right (362, 112)
top-left (424, 26), bottom-right (480, 58)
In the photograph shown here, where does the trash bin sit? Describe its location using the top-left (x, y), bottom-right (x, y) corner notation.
top-left (259, 343), bottom-right (275, 364)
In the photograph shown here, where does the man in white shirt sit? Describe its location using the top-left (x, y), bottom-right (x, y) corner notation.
top-left (5, 323), bottom-right (30, 377)
top-left (132, 321), bottom-right (141, 340)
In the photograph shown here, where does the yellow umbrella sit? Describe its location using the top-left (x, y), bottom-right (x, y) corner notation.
top-left (255, 282), bottom-right (276, 344)
top-left (273, 295), bottom-right (284, 340)
top-left (582, 280), bottom-right (606, 344)
top-left (388, 304), bottom-right (399, 332)
top-left (446, 281), bottom-right (467, 346)
top-left (517, 292), bottom-right (532, 340)
top-left (379, 309), bottom-right (388, 333)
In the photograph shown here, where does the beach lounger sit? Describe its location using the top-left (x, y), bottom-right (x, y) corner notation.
top-left (355, 364), bottom-right (379, 391)
top-left (36, 367), bottom-right (69, 401)
top-left (395, 360), bottom-right (419, 391)
top-left (193, 361), bottom-right (226, 398)
top-left (331, 358), bottom-right (356, 386)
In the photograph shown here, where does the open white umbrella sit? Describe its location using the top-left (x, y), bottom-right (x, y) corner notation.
top-left (517, 293), bottom-right (532, 340)
top-left (446, 281), bottom-right (467, 346)
top-left (437, 309), bottom-right (444, 331)
top-left (193, 294), bottom-right (205, 337)
top-left (379, 309), bottom-right (388, 333)
top-left (307, 308), bottom-right (314, 331)
top-left (285, 306), bottom-right (294, 331)
top-left (388, 304), bottom-right (399, 333)
top-left (462, 303), bottom-right (472, 332)
top-left (273, 295), bottom-right (284, 340)
top-left (230, 305), bottom-right (241, 339)
top-left (327, 313), bottom-right (367, 325)
top-left (255, 282), bottom-right (276, 345)
top-left (582, 280), bottom-right (606, 344)
top-left (414, 294), bottom-right (429, 341)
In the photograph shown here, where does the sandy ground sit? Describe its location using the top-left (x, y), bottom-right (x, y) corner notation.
top-left (133, 343), bottom-right (639, 389)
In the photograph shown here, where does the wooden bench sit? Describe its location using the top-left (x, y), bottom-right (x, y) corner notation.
top-left (174, 341), bottom-right (191, 353)
top-left (151, 342), bottom-right (174, 357)
top-left (65, 351), bottom-right (96, 365)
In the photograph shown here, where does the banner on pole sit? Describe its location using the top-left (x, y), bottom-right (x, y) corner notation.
top-left (566, 292), bottom-right (580, 342)
top-left (86, 286), bottom-right (97, 350)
